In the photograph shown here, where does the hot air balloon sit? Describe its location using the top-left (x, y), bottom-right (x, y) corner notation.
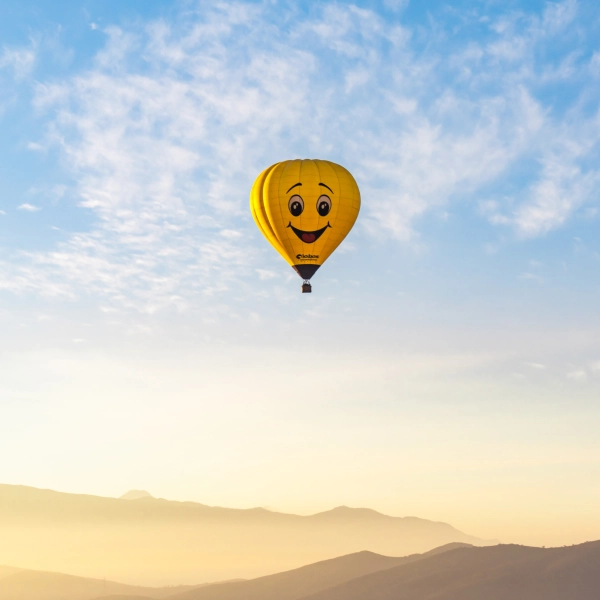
top-left (250, 159), bottom-right (361, 293)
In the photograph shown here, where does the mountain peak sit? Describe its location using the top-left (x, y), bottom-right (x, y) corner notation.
top-left (119, 489), bottom-right (153, 500)
top-left (312, 506), bottom-right (388, 519)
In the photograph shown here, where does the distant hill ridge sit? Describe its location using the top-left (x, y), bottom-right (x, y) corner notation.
top-left (168, 544), bottom-right (472, 600)
top-left (0, 484), bottom-right (494, 584)
top-left (297, 540), bottom-right (600, 600)
top-left (0, 566), bottom-right (23, 580)
top-left (3, 542), bottom-right (600, 600)
top-left (120, 490), bottom-right (154, 500)
top-left (0, 565), bottom-right (237, 600)
top-left (0, 484), bottom-right (476, 526)
top-left (0, 544), bottom-right (468, 600)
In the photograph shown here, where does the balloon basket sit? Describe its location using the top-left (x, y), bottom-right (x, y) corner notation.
top-left (302, 281), bottom-right (312, 293)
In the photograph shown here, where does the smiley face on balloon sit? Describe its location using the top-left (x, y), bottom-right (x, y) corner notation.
top-left (250, 159), bottom-right (361, 289)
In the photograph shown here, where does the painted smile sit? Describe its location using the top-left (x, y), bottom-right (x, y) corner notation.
top-left (287, 222), bottom-right (331, 244)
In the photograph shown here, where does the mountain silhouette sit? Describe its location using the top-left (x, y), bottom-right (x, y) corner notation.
top-left (168, 544), bottom-right (471, 600)
top-left (119, 490), bottom-right (154, 500)
top-left (4, 541), bottom-right (599, 600)
top-left (295, 541), bottom-right (600, 600)
top-left (93, 597), bottom-right (155, 600)
top-left (0, 484), bottom-right (492, 583)
top-left (0, 568), bottom-right (221, 600)
top-left (0, 567), bottom-right (22, 580)
top-left (0, 544), bottom-right (466, 600)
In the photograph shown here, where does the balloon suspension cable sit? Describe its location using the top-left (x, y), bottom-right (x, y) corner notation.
top-left (301, 280), bottom-right (312, 294)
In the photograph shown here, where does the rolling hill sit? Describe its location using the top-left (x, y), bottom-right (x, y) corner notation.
top-left (0, 484), bottom-right (492, 584)
top-left (168, 543), bottom-right (471, 600)
top-left (296, 541), bottom-right (600, 600)
top-left (0, 544), bottom-right (467, 600)
top-left (0, 568), bottom-right (228, 600)
top-left (4, 541), bottom-right (598, 600)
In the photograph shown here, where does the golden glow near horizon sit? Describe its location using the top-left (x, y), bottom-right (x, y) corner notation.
top-left (2, 326), bottom-right (600, 560)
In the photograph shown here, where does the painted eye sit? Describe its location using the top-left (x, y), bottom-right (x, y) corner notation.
top-left (316, 195), bottom-right (332, 217)
top-left (288, 195), bottom-right (304, 216)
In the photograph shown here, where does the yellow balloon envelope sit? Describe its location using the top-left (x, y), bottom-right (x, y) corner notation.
top-left (250, 159), bottom-right (360, 291)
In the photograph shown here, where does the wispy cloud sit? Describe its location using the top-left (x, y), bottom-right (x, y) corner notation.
top-left (518, 272), bottom-right (543, 283)
top-left (0, 42), bottom-right (37, 116)
top-left (524, 362), bottom-right (547, 370)
top-left (541, 0), bottom-right (578, 34)
top-left (256, 269), bottom-right (278, 281)
top-left (17, 203), bottom-right (42, 212)
top-left (511, 129), bottom-right (600, 237)
top-left (1, 0), bottom-right (599, 310)
top-left (567, 368), bottom-right (587, 382)
top-left (0, 43), bottom-right (36, 80)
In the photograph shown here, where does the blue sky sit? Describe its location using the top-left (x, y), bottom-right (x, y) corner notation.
top-left (1, 0), bottom-right (600, 546)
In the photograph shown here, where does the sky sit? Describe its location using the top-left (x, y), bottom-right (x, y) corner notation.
top-left (1, 0), bottom-right (600, 548)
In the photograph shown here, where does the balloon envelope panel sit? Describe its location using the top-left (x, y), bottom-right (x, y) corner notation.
top-left (250, 159), bottom-right (360, 279)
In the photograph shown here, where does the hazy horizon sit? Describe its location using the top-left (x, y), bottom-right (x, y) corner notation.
top-left (1, 478), bottom-right (598, 549)
top-left (2, 538), bottom-right (600, 600)
top-left (0, 483), bottom-right (492, 585)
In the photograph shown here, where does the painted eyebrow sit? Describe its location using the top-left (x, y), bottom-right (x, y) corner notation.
top-left (286, 183), bottom-right (302, 194)
top-left (319, 183), bottom-right (334, 194)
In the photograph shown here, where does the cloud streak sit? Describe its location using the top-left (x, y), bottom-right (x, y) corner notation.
top-left (0, 43), bottom-right (36, 81)
top-left (17, 203), bottom-right (42, 212)
top-left (1, 0), bottom-right (599, 310)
